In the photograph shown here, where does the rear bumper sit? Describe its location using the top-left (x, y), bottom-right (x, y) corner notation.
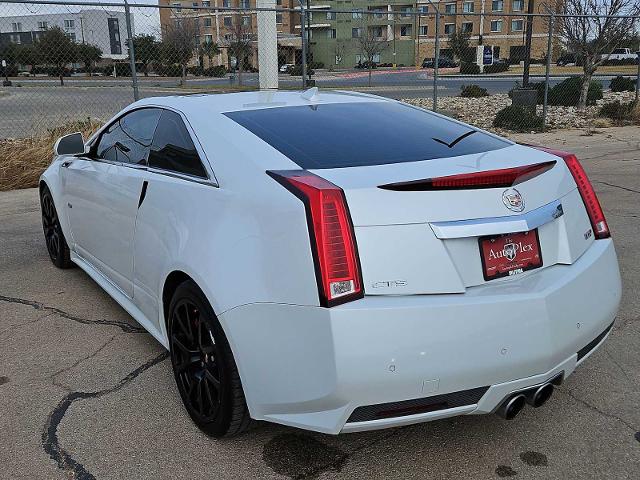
top-left (220, 239), bottom-right (621, 434)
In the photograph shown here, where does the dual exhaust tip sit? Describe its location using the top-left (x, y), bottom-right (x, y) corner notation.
top-left (496, 383), bottom-right (555, 420)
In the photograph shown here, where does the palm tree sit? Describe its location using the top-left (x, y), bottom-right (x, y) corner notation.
top-left (200, 40), bottom-right (221, 69)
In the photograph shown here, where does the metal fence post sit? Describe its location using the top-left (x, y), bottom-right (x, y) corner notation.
top-left (298, 2), bottom-right (307, 88)
top-left (433, 10), bottom-right (440, 112)
top-left (124, 0), bottom-right (139, 101)
top-left (542, 14), bottom-right (554, 130)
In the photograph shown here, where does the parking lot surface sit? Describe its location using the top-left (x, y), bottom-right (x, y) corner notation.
top-left (1, 127), bottom-right (639, 479)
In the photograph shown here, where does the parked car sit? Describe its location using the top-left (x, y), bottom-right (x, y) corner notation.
top-left (422, 57), bottom-right (459, 68)
top-left (556, 53), bottom-right (580, 66)
top-left (41, 91), bottom-right (621, 437)
top-left (606, 48), bottom-right (637, 61)
top-left (17, 71), bottom-right (31, 77)
top-left (279, 63), bottom-right (294, 73)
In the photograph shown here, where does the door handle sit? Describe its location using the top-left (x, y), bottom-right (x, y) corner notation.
top-left (61, 160), bottom-right (73, 168)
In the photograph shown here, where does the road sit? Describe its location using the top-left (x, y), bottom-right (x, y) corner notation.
top-left (1, 126), bottom-right (639, 479)
top-left (1, 69), bottom-right (626, 138)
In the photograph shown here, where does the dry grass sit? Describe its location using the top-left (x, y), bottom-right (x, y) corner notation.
top-left (0, 119), bottom-right (101, 191)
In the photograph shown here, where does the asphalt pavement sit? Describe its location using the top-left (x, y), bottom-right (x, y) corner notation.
top-left (1, 126), bottom-right (639, 479)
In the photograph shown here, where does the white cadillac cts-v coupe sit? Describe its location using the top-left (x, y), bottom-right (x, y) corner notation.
top-left (40, 90), bottom-right (621, 437)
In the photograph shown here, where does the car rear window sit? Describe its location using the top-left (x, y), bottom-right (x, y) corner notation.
top-left (224, 101), bottom-right (509, 169)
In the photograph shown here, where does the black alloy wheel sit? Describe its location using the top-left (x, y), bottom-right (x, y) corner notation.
top-left (40, 185), bottom-right (72, 268)
top-left (168, 280), bottom-right (250, 437)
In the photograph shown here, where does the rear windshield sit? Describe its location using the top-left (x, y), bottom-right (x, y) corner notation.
top-left (224, 101), bottom-right (509, 169)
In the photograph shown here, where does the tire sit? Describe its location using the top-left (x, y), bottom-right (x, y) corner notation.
top-left (40, 185), bottom-right (72, 269)
top-left (168, 280), bottom-right (251, 437)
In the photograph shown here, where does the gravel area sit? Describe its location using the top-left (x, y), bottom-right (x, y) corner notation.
top-left (403, 91), bottom-right (638, 133)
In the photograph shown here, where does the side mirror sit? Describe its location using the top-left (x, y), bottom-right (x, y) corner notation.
top-left (54, 132), bottom-right (86, 156)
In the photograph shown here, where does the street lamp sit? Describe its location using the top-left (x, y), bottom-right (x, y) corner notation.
top-left (2, 59), bottom-right (11, 87)
top-left (636, 51), bottom-right (640, 102)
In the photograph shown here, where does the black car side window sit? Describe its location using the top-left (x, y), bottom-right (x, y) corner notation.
top-left (94, 108), bottom-right (162, 165)
top-left (148, 110), bottom-right (207, 178)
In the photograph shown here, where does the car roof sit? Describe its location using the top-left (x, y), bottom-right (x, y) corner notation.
top-left (132, 90), bottom-right (389, 116)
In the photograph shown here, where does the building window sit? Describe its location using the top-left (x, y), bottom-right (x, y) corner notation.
top-left (355, 54), bottom-right (363, 63)
top-left (512, 0), bottom-right (524, 11)
top-left (172, 2), bottom-right (182, 12)
top-left (352, 9), bottom-right (363, 19)
top-left (511, 19), bottom-right (524, 31)
top-left (11, 22), bottom-right (22, 32)
top-left (462, 22), bottom-right (473, 33)
top-left (64, 19), bottom-right (75, 29)
top-left (204, 17), bottom-right (212, 27)
top-left (9, 33), bottom-right (21, 44)
top-left (242, 16), bottom-right (251, 26)
top-left (372, 26), bottom-right (384, 38)
top-left (400, 25), bottom-right (412, 37)
top-left (67, 32), bottom-right (76, 42)
top-left (327, 28), bottom-right (336, 39)
top-left (202, 0), bottom-right (210, 6)
top-left (492, 0), bottom-right (504, 11)
top-left (192, 2), bottom-right (198, 9)
top-left (223, 0), bottom-right (230, 7)
top-left (463, 1), bottom-right (474, 13)
top-left (335, 55), bottom-right (341, 65)
top-left (276, 13), bottom-right (283, 23)
top-left (417, 5), bottom-right (428, 14)
top-left (204, 34), bottom-right (213, 43)
top-left (239, 0), bottom-right (250, 9)
top-left (445, 3), bottom-right (456, 14)
top-left (372, 53), bottom-right (381, 63)
top-left (444, 23), bottom-right (455, 34)
top-left (400, 7), bottom-right (411, 17)
top-left (373, 8), bottom-right (385, 19)
top-left (223, 16), bottom-right (232, 27)
top-left (326, 11), bottom-right (336, 20)
top-left (37, 21), bottom-right (48, 30)
top-left (352, 27), bottom-right (362, 38)
top-left (490, 19), bottom-right (503, 31)
top-left (419, 25), bottom-right (428, 36)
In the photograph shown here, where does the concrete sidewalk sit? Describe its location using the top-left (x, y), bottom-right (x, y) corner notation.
top-left (0, 126), bottom-right (638, 480)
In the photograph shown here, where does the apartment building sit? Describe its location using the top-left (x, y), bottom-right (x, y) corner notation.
top-left (157, 0), bottom-right (301, 67)
top-left (0, 9), bottom-right (133, 60)
top-left (302, 0), bottom-right (559, 67)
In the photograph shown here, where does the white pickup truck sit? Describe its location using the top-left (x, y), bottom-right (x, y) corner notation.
top-left (606, 48), bottom-right (637, 61)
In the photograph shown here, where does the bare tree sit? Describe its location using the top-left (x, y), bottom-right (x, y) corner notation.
top-left (161, 17), bottom-right (199, 86)
top-left (559, 0), bottom-right (640, 108)
top-left (226, 17), bottom-right (255, 86)
top-left (356, 21), bottom-right (390, 87)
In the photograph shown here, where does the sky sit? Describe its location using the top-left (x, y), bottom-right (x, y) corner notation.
top-left (0, 0), bottom-right (162, 35)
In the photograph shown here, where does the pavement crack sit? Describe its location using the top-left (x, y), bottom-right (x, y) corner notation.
top-left (50, 335), bottom-right (117, 392)
top-left (557, 388), bottom-right (637, 433)
top-left (42, 351), bottom-right (169, 480)
top-left (594, 181), bottom-right (640, 195)
top-left (0, 294), bottom-right (145, 333)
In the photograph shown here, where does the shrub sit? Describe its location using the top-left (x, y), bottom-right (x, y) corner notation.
top-left (289, 65), bottom-right (314, 76)
top-left (609, 76), bottom-right (636, 92)
top-left (484, 62), bottom-right (509, 74)
top-left (460, 84), bottom-right (489, 97)
top-left (493, 105), bottom-right (543, 132)
top-left (599, 100), bottom-right (636, 122)
top-left (309, 61), bottom-right (324, 69)
top-left (204, 65), bottom-right (227, 77)
top-left (187, 66), bottom-right (204, 76)
top-left (156, 64), bottom-right (183, 77)
top-left (460, 62), bottom-right (480, 74)
top-left (547, 77), bottom-right (603, 106)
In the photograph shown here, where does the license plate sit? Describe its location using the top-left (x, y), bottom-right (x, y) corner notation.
top-left (479, 230), bottom-right (542, 281)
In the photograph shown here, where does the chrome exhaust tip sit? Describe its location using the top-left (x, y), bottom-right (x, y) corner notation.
top-left (526, 383), bottom-right (554, 408)
top-left (496, 394), bottom-right (526, 420)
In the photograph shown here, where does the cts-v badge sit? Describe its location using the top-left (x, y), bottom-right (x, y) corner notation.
top-left (502, 188), bottom-right (525, 212)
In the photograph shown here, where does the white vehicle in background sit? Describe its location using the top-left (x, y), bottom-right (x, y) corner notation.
top-left (279, 63), bottom-right (295, 73)
top-left (40, 90), bottom-right (621, 437)
top-left (606, 48), bottom-right (637, 61)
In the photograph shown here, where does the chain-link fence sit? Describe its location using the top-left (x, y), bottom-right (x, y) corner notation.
top-left (0, 0), bottom-right (639, 139)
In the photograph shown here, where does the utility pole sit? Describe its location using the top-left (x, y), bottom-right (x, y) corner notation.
top-left (522, 0), bottom-right (534, 87)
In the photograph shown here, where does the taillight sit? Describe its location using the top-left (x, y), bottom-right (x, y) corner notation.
top-left (379, 161), bottom-right (556, 191)
top-left (531, 146), bottom-right (610, 239)
top-left (268, 170), bottom-right (364, 307)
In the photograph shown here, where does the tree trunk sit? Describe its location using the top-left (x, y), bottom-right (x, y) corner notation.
top-left (238, 57), bottom-right (244, 86)
top-left (59, 73), bottom-right (64, 86)
top-left (181, 64), bottom-right (186, 86)
top-left (368, 66), bottom-right (372, 87)
top-left (578, 69), bottom-right (592, 110)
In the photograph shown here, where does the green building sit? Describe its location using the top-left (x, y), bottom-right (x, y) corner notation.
top-left (301, 1), bottom-right (422, 68)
